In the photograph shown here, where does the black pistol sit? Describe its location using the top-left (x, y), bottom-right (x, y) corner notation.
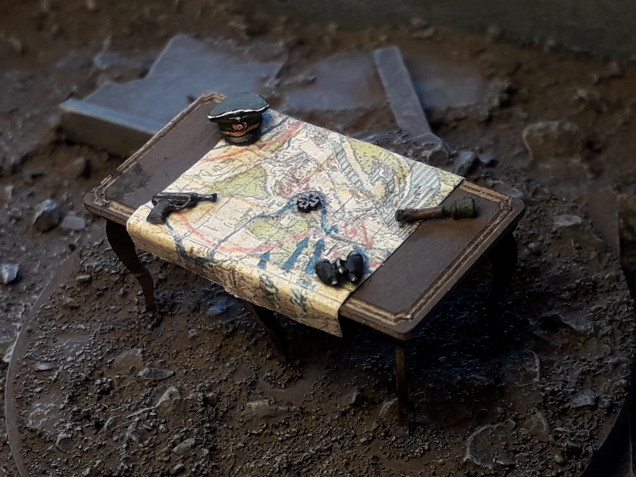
top-left (146, 192), bottom-right (218, 224)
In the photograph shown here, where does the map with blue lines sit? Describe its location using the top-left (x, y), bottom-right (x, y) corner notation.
top-left (127, 110), bottom-right (462, 336)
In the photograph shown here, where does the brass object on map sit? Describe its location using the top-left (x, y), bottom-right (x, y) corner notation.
top-left (207, 92), bottom-right (269, 145)
top-left (395, 198), bottom-right (476, 224)
top-left (147, 192), bottom-right (218, 224)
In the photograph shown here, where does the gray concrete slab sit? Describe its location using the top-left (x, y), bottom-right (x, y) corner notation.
top-left (59, 35), bottom-right (284, 155)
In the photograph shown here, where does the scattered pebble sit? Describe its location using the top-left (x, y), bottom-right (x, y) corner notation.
top-left (490, 180), bottom-right (525, 200)
top-left (571, 390), bottom-right (597, 409)
top-left (33, 199), bottom-right (64, 232)
top-left (553, 214), bottom-right (583, 229)
top-left (173, 438), bottom-right (196, 455)
top-left (453, 150), bottom-right (477, 176)
top-left (76, 274), bottom-right (92, 284)
top-left (0, 263), bottom-right (19, 284)
top-left (60, 214), bottom-right (86, 231)
top-left (138, 367), bottom-right (175, 381)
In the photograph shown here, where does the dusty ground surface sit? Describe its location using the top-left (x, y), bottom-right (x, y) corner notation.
top-left (2, 1), bottom-right (636, 476)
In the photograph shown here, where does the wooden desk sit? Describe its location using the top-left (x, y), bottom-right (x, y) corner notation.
top-left (85, 92), bottom-right (524, 423)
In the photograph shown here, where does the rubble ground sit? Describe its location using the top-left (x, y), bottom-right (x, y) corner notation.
top-left (2, 1), bottom-right (636, 475)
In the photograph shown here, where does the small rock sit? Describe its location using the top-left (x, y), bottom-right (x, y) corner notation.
top-left (206, 298), bottom-right (233, 318)
top-left (69, 156), bottom-right (90, 178)
top-left (478, 152), bottom-right (498, 167)
top-left (112, 348), bottom-right (144, 373)
top-left (522, 120), bottom-right (582, 159)
top-left (155, 386), bottom-right (181, 415)
top-left (491, 181), bottom-right (525, 200)
top-left (138, 367), bottom-right (175, 381)
top-left (553, 214), bottom-right (583, 229)
top-left (60, 214), bottom-right (86, 231)
top-left (85, 0), bottom-right (98, 11)
top-left (173, 438), bottom-right (196, 455)
top-left (3, 341), bottom-right (15, 364)
top-left (0, 185), bottom-right (13, 202)
top-left (559, 310), bottom-right (593, 334)
top-left (61, 296), bottom-right (80, 309)
top-left (171, 463), bottom-right (186, 475)
top-left (0, 263), bottom-right (19, 284)
top-left (453, 150), bottom-right (477, 176)
top-left (412, 27), bottom-right (436, 40)
top-left (413, 133), bottom-right (450, 166)
top-left (33, 199), bottom-right (64, 232)
top-left (527, 242), bottom-right (541, 255)
top-left (378, 397), bottom-right (398, 418)
top-left (35, 362), bottom-right (55, 372)
top-left (571, 389), bottom-right (597, 409)
top-left (76, 274), bottom-right (92, 284)
top-left (55, 432), bottom-right (74, 453)
top-left (245, 399), bottom-right (289, 418)
top-left (554, 453), bottom-right (565, 465)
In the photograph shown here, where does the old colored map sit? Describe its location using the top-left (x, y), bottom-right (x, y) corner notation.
top-left (127, 110), bottom-right (462, 335)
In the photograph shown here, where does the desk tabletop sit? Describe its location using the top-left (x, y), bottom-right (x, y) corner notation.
top-left (85, 92), bottom-right (524, 340)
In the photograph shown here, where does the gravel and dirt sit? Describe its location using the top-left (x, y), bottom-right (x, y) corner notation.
top-left (1, 1), bottom-right (636, 476)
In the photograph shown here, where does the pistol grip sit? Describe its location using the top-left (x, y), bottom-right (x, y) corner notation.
top-left (146, 200), bottom-right (176, 224)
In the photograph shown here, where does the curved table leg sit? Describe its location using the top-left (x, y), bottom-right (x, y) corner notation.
top-left (486, 232), bottom-right (518, 329)
top-left (105, 220), bottom-right (155, 310)
top-left (245, 302), bottom-right (290, 362)
top-left (395, 339), bottom-right (409, 426)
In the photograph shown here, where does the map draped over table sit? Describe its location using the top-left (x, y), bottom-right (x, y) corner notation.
top-left (127, 110), bottom-right (462, 336)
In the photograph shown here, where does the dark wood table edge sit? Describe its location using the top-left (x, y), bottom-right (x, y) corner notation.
top-left (340, 183), bottom-right (526, 341)
top-left (83, 92), bottom-right (526, 425)
top-left (84, 91), bottom-right (225, 225)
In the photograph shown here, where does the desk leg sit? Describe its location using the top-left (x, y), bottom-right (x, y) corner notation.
top-left (395, 340), bottom-right (409, 425)
top-left (105, 220), bottom-right (155, 310)
top-left (486, 232), bottom-right (518, 325)
top-left (245, 303), bottom-right (290, 362)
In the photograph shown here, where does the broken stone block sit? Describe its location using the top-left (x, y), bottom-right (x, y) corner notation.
top-left (60, 34), bottom-right (284, 155)
top-left (33, 199), bottom-right (64, 232)
top-left (60, 214), bottom-right (86, 231)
